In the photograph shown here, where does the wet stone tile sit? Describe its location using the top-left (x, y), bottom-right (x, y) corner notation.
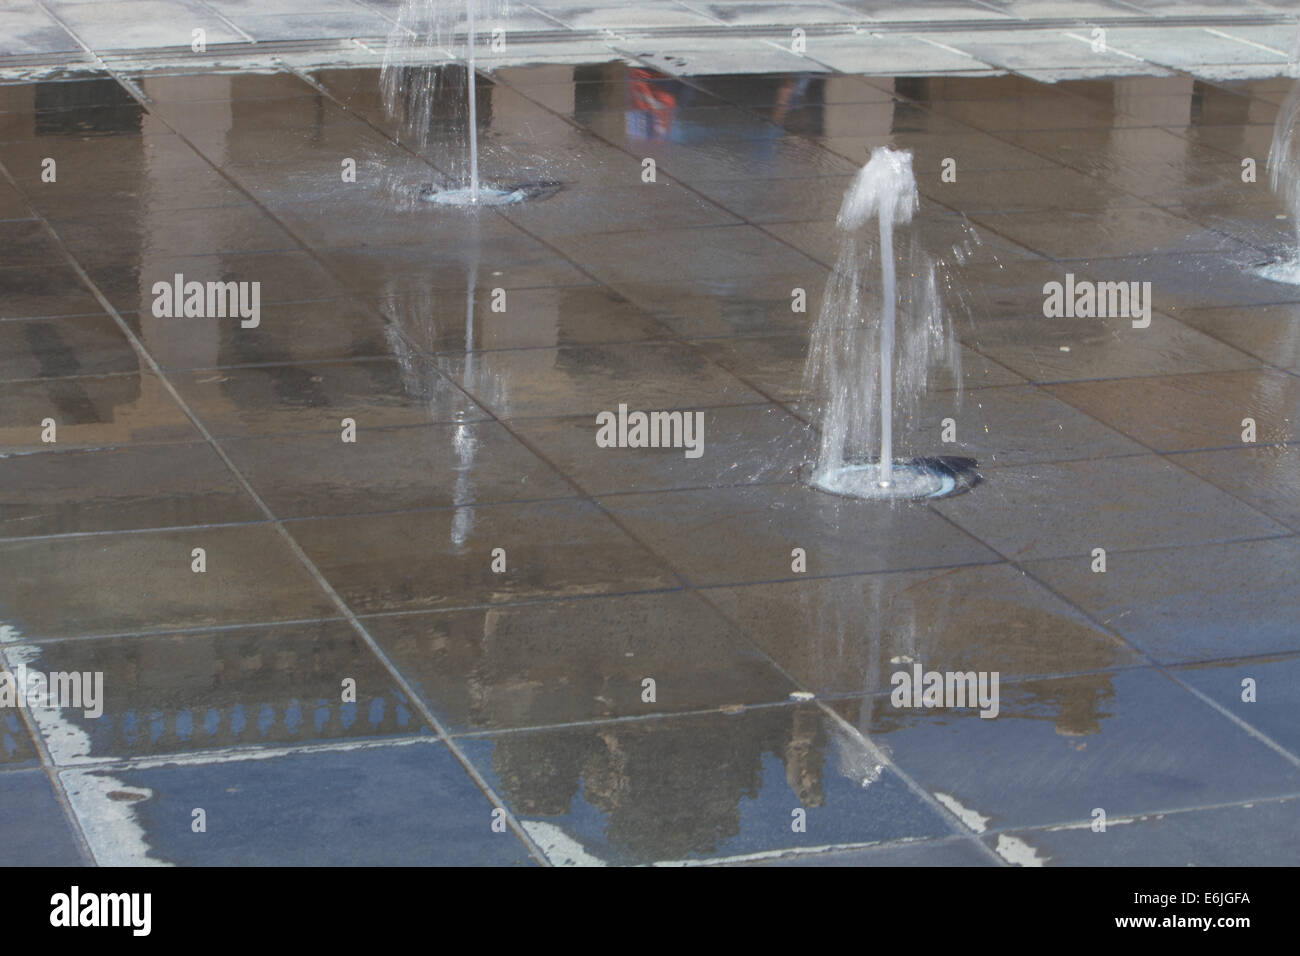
top-left (0, 264), bottom-right (106, 320)
top-left (1173, 654), bottom-right (1300, 757)
top-left (125, 299), bottom-right (395, 370)
top-left (321, 240), bottom-right (591, 298)
top-left (1047, 369), bottom-right (1300, 451)
top-left (1173, 304), bottom-right (1300, 370)
top-left (0, 442), bottom-right (261, 538)
top-left (48, 204), bottom-right (298, 261)
top-left (1024, 537), bottom-right (1300, 663)
top-left (223, 421), bottom-right (575, 518)
top-left (0, 771), bottom-right (84, 866)
top-left (380, 285), bottom-right (675, 353)
top-left (458, 704), bottom-right (957, 865)
top-left (964, 315), bottom-right (1258, 383)
top-left (965, 208), bottom-right (1234, 259)
top-left (0, 709), bottom-right (40, 769)
top-left (0, 524), bottom-right (339, 640)
top-left (986, 797), bottom-right (1300, 866)
top-left (610, 275), bottom-right (826, 339)
top-left (0, 316), bottom-right (138, 381)
top-left (1172, 444), bottom-right (1300, 531)
top-left (599, 483), bottom-right (999, 587)
top-left (552, 225), bottom-right (824, 287)
top-left (366, 591), bottom-right (795, 732)
top-left (83, 250), bottom-right (348, 315)
top-left (169, 359), bottom-right (488, 438)
top-left (703, 563), bottom-right (1137, 698)
top-left (933, 454), bottom-right (1289, 562)
top-left (833, 668), bottom-right (1300, 831)
top-left (6, 622), bottom-right (424, 763)
top-left (61, 741), bottom-right (535, 865)
top-left (896, 384), bottom-right (1147, 466)
top-left (287, 499), bottom-right (680, 614)
top-left (439, 342), bottom-right (765, 419)
top-left (0, 371), bottom-right (201, 454)
top-left (509, 404), bottom-right (813, 496)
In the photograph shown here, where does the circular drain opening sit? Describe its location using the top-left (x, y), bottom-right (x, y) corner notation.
top-left (419, 181), bottom-right (561, 206)
top-left (1253, 257), bottom-right (1300, 285)
top-left (806, 458), bottom-right (975, 501)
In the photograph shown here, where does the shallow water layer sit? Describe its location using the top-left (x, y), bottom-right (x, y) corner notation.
top-left (0, 59), bottom-right (1298, 868)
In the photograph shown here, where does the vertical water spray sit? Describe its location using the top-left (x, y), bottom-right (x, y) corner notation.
top-left (1258, 27), bottom-right (1300, 283)
top-left (381, 0), bottom-right (551, 205)
top-left (804, 147), bottom-right (962, 500)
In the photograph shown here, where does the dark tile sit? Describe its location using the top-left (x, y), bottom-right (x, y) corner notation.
top-left (1174, 654), bottom-right (1300, 757)
top-left (0, 442), bottom-right (261, 537)
top-left (381, 285), bottom-right (674, 353)
top-left (84, 250), bottom-right (348, 314)
top-left (321, 240), bottom-right (590, 298)
top-left (934, 455), bottom-right (1289, 562)
top-left (170, 359), bottom-right (487, 438)
top-left (509, 404), bottom-right (813, 495)
top-left (599, 483), bottom-right (1000, 586)
top-left (832, 669), bottom-right (1300, 831)
top-left (988, 797), bottom-right (1300, 866)
top-left (61, 741), bottom-right (535, 865)
top-left (1174, 304), bottom-right (1300, 370)
top-left (0, 316), bottom-right (137, 380)
top-left (0, 371), bottom-right (201, 454)
top-left (0, 524), bottom-right (338, 639)
top-left (704, 564), bottom-right (1136, 697)
top-left (1025, 537), bottom-right (1300, 663)
top-left (1047, 370), bottom-right (1299, 451)
top-left (224, 422), bottom-right (574, 518)
top-left (965, 315), bottom-right (1258, 384)
top-left (553, 225), bottom-right (823, 286)
top-left (0, 264), bottom-right (105, 319)
top-left (0, 709), bottom-right (40, 769)
top-left (127, 299), bottom-right (394, 370)
top-left (440, 342), bottom-right (764, 419)
top-left (898, 384), bottom-right (1147, 466)
top-left (288, 500), bottom-right (680, 614)
top-left (1173, 444), bottom-right (1300, 531)
top-left (367, 591), bottom-right (795, 732)
top-left (11, 622), bottom-right (426, 762)
top-left (965, 208), bottom-right (1235, 259)
top-left (0, 771), bottom-right (83, 866)
top-left (459, 704), bottom-right (957, 865)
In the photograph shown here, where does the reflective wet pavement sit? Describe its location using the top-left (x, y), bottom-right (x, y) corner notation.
top-left (1, 48), bottom-right (1298, 866)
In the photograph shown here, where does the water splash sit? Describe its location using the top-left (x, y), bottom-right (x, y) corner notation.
top-left (1258, 30), bottom-right (1300, 283)
top-left (380, 0), bottom-right (506, 203)
top-left (803, 147), bottom-right (963, 500)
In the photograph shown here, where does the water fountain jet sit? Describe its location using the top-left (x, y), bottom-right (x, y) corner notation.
top-left (804, 147), bottom-right (963, 501)
top-left (381, 0), bottom-right (556, 207)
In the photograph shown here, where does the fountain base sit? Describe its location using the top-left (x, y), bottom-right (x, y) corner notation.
top-left (1253, 257), bottom-right (1300, 284)
top-left (809, 460), bottom-right (959, 501)
top-left (419, 181), bottom-right (560, 206)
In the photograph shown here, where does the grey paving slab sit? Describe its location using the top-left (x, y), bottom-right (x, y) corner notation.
top-left (60, 741), bottom-right (536, 865)
top-left (988, 796), bottom-right (1300, 866)
top-left (1024, 536), bottom-right (1300, 663)
top-left (366, 590), bottom-right (797, 731)
top-left (832, 668), bottom-right (1300, 832)
top-left (7, 622), bottom-right (425, 763)
top-left (0, 770), bottom-right (84, 866)
top-left (458, 704), bottom-right (959, 865)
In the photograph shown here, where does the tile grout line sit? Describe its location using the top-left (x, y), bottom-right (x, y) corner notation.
top-left (0, 159), bottom-right (553, 869)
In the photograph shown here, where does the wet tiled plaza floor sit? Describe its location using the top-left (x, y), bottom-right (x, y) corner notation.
top-left (1, 18), bottom-right (1299, 865)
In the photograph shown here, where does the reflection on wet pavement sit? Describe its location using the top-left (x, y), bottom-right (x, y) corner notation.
top-left (1, 59), bottom-right (1298, 868)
